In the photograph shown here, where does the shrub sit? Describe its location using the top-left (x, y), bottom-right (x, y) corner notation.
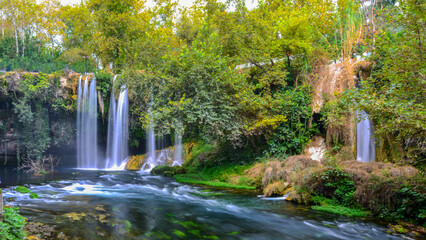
top-left (0, 207), bottom-right (27, 240)
top-left (310, 167), bottom-right (357, 207)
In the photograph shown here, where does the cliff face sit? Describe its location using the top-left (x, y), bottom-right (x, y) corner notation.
top-left (307, 60), bottom-right (374, 160)
top-left (0, 71), bottom-right (80, 166)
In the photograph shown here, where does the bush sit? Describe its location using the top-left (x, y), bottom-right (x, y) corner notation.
top-left (366, 176), bottom-right (426, 225)
top-left (0, 207), bottom-right (27, 240)
top-left (310, 167), bottom-right (357, 207)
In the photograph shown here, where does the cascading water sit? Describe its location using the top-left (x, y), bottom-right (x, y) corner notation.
top-left (110, 87), bottom-right (129, 169)
top-left (172, 133), bottom-right (183, 166)
top-left (356, 110), bottom-right (376, 162)
top-left (76, 75), bottom-right (82, 167)
top-left (105, 75), bottom-right (129, 170)
top-left (105, 75), bottom-right (117, 168)
top-left (146, 125), bottom-right (157, 169)
top-left (77, 75), bottom-right (98, 168)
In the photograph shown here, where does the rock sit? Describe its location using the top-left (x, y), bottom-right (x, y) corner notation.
top-left (263, 181), bottom-right (289, 197)
top-left (57, 232), bottom-right (66, 239)
top-left (304, 136), bottom-right (326, 161)
top-left (125, 154), bottom-right (147, 171)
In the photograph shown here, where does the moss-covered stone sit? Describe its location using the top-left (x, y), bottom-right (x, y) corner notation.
top-left (125, 154), bottom-right (147, 171)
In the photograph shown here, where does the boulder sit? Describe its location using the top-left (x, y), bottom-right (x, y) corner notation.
top-left (125, 155), bottom-right (147, 171)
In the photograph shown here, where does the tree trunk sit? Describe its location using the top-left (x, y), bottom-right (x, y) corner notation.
top-left (248, 136), bottom-right (260, 156)
top-left (286, 52), bottom-right (291, 68)
top-left (14, 28), bottom-right (19, 57)
top-left (0, 189), bottom-right (3, 217)
top-left (418, 28), bottom-right (423, 63)
top-left (22, 29), bottom-right (25, 57)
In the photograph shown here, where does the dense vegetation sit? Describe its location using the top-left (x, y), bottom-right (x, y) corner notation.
top-left (0, 0), bottom-right (424, 232)
top-left (1, 0), bottom-right (423, 167)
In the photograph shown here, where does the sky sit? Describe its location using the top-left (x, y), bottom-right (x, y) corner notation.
top-left (59, 0), bottom-right (258, 10)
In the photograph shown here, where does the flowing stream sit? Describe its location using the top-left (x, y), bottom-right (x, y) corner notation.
top-left (0, 169), bottom-right (403, 240)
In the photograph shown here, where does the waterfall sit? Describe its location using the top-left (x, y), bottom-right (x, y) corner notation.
top-left (356, 111), bottom-right (376, 162)
top-left (146, 125), bottom-right (156, 168)
top-left (110, 87), bottom-right (129, 169)
top-left (105, 75), bottom-right (117, 168)
top-left (76, 75), bottom-right (82, 168)
top-left (105, 75), bottom-right (129, 170)
top-left (77, 76), bottom-right (98, 168)
top-left (172, 133), bottom-right (183, 166)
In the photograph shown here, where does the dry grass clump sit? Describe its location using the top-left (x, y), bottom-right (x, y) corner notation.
top-left (340, 161), bottom-right (418, 186)
top-left (334, 146), bottom-right (355, 161)
top-left (260, 156), bottom-right (320, 198)
top-left (262, 160), bottom-right (285, 187)
top-left (261, 156), bottom-right (319, 188)
top-left (245, 163), bottom-right (266, 184)
top-left (263, 181), bottom-right (288, 197)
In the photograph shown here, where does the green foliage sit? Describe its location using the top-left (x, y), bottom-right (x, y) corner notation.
top-left (0, 207), bottom-right (27, 240)
top-left (311, 166), bottom-right (357, 207)
top-left (266, 86), bottom-right (317, 158)
top-left (14, 100), bottom-right (51, 161)
top-left (148, 35), bottom-right (245, 141)
top-left (15, 186), bottom-right (31, 193)
top-left (151, 165), bottom-right (185, 177)
top-left (95, 70), bottom-right (113, 103)
top-left (367, 176), bottom-right (426, 225)
top-left (174, 174), bottom-right (256, 190)
top-left (30, 193), bottom-right (40, 199)
top-left (324, 0), bottom-right (425, 167)
top-left (312, 204), bottom-right (367, 218)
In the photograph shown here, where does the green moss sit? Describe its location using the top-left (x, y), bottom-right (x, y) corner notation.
top-left (312, 205), bottom-right (368, 217)
top-left (174, 175), bottom-right (256, 190)
top-left (15, 186), bottom-right (31, 194)
top-left (29, 193), bottom-right (40, 199)
top-left (193, 192), bottom-right (225, 197)
top-left (172, 229), bottom-right (186, 238)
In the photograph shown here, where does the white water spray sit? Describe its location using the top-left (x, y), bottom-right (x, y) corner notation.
top-left (172, 133), bottom-right (183, 166)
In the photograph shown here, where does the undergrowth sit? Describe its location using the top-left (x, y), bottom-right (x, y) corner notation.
top-left (0, 207), bottom-right (27, 240)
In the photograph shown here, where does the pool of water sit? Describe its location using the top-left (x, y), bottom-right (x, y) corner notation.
top-left (1, 169), bottom-right (405, 239)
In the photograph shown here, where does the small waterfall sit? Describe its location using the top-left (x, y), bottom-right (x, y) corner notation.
top-left (356, 111), bottom-right (376, 162)
top-left (77, 76), bottom-right (98, 168)
top-left (146, 125), bottom-right (156, 168)
top-left (172, 133), bottom-right (183, 166)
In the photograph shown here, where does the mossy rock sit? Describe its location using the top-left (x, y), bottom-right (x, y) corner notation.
top-left (125, 154), bottom-right (147, 171)
top-left (263, 181), bottom-right (289, 197)
top-left (15, 186), bottom-right (31, 193)
top-left (151, 165), bottom-right (186, 177)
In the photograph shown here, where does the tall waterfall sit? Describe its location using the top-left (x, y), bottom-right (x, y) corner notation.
top-left (105, 76), bottom-right (129, 169)
top-left (356, 111), bottom-right (376, 162)
top-left (77, 75), bottom-right (98, 168)
top-left (105, 75), bottom-right (117, 168)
